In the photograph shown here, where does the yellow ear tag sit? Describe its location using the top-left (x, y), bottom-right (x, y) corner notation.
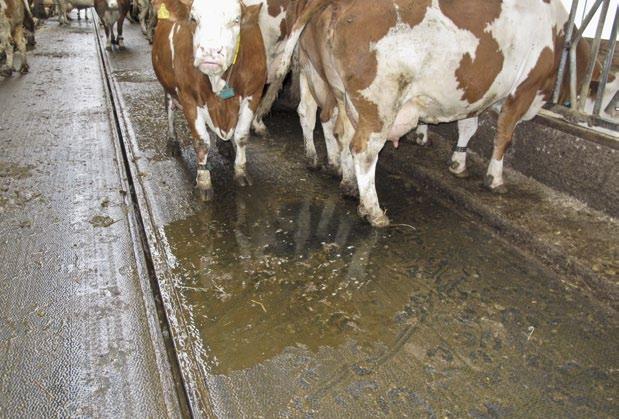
top-left (158, 3), bottom-right (171, 20)
top-left (232, 33), bottom-right (241, 65)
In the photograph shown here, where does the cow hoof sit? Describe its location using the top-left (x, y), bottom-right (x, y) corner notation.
top-left (322, 164), bottom-right (341, 178)
top-left (415, 134), bottom-right (430, 146)
top-left (252, 120), bottom-right (269, 137)
top-left (196, 187), bottom-right (214, 202)
top-left (340, 181), bottom-right (359, 199)
top-left (235, 173), bottom-right (253, 187)
top-left (484, 175), bottom-right (508, 194)
top-left (449, 161), bottom-right (469, 179)
top-left (166, 139), bottom-right (180, 157)
top-left (19, 64), bottom-right (29, 74)
top-left (305, 156), bottom-right (320, 171)
top-left (0, 67), bottom-right (13, 77)
top-left (358, 205), bottom-right (390, 228)
top-left (105, 45), bottom-right (112, 51)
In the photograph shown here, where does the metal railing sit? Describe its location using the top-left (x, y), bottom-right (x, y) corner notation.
top-left (551, 0), bottom-right (618, 131)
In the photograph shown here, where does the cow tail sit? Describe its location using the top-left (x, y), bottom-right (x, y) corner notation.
top-left (255, 0), bottom-right (333, 121)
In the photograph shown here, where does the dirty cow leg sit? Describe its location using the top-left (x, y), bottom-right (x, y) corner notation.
top-left (338, 113), bottom-right (358, 198)
top-left (322, 110), bottom-right (341, 177)
top-left (414, 124), bottom-right (429, 146)
top-left (485, 91), bottom-right (537, 193)
top-left (0, 32), bottom-right (13, 76)
top-left (183, 105), bottom-right (213, 200)
top-left (232, 98), bottom-right (255, 187)
top-left (354, 134), bottom-right (389, 227)
top-left (165, 93), bottom-right (179, 155)
top-left (104, 25), bottom-right (113, 50)
top-left (298, 71), bottom-right (320, 170)
top-left (13, 27), bottom-right (29, 74)
top-left (117, 14), bottom-right (126, 49)
top-left (449, 116), bottom-right (478, 178)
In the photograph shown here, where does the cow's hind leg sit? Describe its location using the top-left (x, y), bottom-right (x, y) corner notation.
top-left (104, 25), bottom-right (113, 50)
top-left (353, 132), bottom-right (389, 227)
top-left (449, 116), bottom-right (478, 178)
top-left (412, 124), bottom-right (429, 146)
top-left (485, 90), bottom-right (538, 193)
top-left (232, 98), bottom-right (255, 187)
top-left (298, 71), bottom-right (320, 170)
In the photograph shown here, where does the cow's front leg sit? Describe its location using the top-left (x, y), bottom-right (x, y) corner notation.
top-left (353, 133), bottom-right (389, 228)
top-left (165, 93), bottom-right (179, 156)
top-left (0, 36), bottom-right (13, 76)
top-left (337, 108), bottom-right (358, 198)
top-left (232, 97), bottom-right (254, 187)
top-left (449, 116), bottom-right (478, 178)
top-left (77, 9), bottom-right (81, 20)
top-left (185, 106), bottom-right (213, 201)
top-left (14, 27), bottom-right (29, 74)
top-left (116, 14), bottom-right (126, 49)
top-left (104, 25), bottom-right (113, 50)
top-left (321, 110), bottom-right (341, 177)
top-left (298, 72), bottom-right (319, 170)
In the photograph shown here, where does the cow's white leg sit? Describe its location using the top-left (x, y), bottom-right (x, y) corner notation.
top-left (354, 134), bottom-right (388, 227)
top-left (298, 71), bottom-right (319, 170)
top-left (232, 97), bottom-right (254, 187)
top-left (194, 109), bottom-right (213, 200)
top-left (449, 116), bottom-right (478, 178)
top-left (0, 29), bottom-right (12, 76)
top-left (339, 117), bottom-right (358, 198)
top-left (414, 124), bottom-right (429, 146)
top-left (104, 24), bottom-right (113, 50)
top-left (165, 93), bottom-right (179, 155)
top-left (322, 111), bottom-right (341, 176)
top-left (14, 27), bottom-right (29, 74)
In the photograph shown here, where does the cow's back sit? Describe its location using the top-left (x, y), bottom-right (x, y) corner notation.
top-left (329, 0), bottom-right (569, 122)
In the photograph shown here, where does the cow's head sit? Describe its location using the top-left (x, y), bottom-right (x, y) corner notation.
top-left (188, 0), bottom-right (243, 77)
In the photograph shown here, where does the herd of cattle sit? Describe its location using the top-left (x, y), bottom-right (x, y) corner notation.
top-left (1, 0), bottom-right (615, 227)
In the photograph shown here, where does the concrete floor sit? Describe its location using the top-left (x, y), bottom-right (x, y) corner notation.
top-left (0, 19), bottom-right (179, 417)
top-left (0, 12), bottom-right (617, 419)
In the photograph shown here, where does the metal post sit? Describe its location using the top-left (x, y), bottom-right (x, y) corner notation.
top-left (553, 0), bottom-right (580, 104)
top-left (593, 5), bottom-right (618, 116)
top-left (577, 0), bottom-right (611, 112)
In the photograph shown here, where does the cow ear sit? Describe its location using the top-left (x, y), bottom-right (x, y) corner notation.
top-left (178, 0), bottom-right (193, 9)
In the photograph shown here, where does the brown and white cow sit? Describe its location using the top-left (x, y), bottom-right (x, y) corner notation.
top-left (0, 0), bottom-right (34, 76)
top-left (56, 0), bottom-right (93, 25)
top-left (94, 0), bottom-right (129, 50)
top-left (263, 0), bottom-right (604, 227)
top-left (152, 0), bottom-right (267, 200)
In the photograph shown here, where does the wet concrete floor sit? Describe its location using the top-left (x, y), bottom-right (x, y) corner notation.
top-left (106, 22), bottom-right (618, 418)
top-left (0, 17), bottom-right (179, 417)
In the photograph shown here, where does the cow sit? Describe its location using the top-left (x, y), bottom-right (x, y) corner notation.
top-left (94, 0), bottom-right (129, 50)
top-left (56, 0), bottom-right (93, 25)
top-left (0, 0), bottom-right (34, 76)
top-left (152, 0), bottom-right (268, 200)
top-left (133, 0), bottom-right (155, 42)
top-left (260, 0), bottom-right (606, 227)
top-left (151, 0), bottom-right (331, 200)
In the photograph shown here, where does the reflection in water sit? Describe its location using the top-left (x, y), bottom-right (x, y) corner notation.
top-left (164, 167), bottom-right (617, 417)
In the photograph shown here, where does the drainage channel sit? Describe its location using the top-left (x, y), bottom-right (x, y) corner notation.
top-left (92, 17), bottom-right (193, 418)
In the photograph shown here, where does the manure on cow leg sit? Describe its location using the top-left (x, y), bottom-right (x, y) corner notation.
top-left (484, 175), bottom-right (508, 194)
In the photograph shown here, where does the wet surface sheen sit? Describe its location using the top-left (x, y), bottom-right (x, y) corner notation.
top-left (163, 134), bottom-right (618, 417)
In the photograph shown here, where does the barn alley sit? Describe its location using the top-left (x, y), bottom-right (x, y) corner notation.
top-left (0, 7), bottom-right (617, 419)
